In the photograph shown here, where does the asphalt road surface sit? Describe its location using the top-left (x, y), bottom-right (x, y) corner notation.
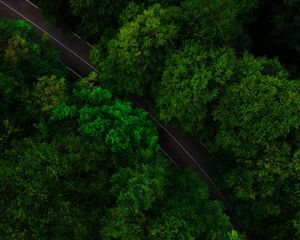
top-left (0, 0), bottom-right (247, 236)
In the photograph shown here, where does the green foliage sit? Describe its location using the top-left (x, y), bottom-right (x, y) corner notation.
top-left (101, 206), bottom-right (146, 240)
top-left (96, 4), bottom-right (180, 97)
top-left (212, 54), bottom-right (300, 238)
top-left (0, 19), bottom-right (66, 151)
top-left (0, 136), bottom-right (109, 239)
top-left (213, 54), bottom-right (299, 158)
top-left (0, 20), bottom-right (65, 79)
top-left (102, 167), bottom-right (240, 240)
top-left (157, 42), bottom-right (236, 136)
top-left (68, 0), bottom-right (180, 37)
top-left (111, 163), bottom-right (167, 214)
top-left (178, 0), bottom-right (243, 48)
top-left (119, 2), bottom-right (148, 25)
top-left (4, 35), bottom-right (31, 63)
top-left (0, 73), bottom-right (23, 115)
top-left (0, 74), bottom-right (239, 239)
top-left (101, 162), bottom-right (167, 240)
top-left (0, 19), bottom-right (65, 80)
top-left (154, 40), bottom-right (300, 238)
top-left (148, 168), bottom-right (234, 240)
top-left (0, 16), bottom-right (241, 240)
top-left (28, 0), bottom-right (300, 238)
top-left (49, 74), bottom-right (240, 239)
top-left (51, 73), bottom-right (159, 160)
top-left (31, 0), bottom-right (300, 236)
top-left (31, 75), bottom-right (66, 114)
top-left (227, 230), bottom-right (246, 240)
top-left (0, 19), bottom-right (32, 46)
top-left (0, 71), bottom-right (28, 148)
top-left (294, 212), bottom-right (300, 240)
top-left (94, 0), bottom-right (249, 98)
top-left (68, 0), bottom-right (126, 36)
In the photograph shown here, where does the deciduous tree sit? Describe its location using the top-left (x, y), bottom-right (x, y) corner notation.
top-left (213, 54), bottom-right (300, 238)
top-left (213, 54), bottom-right (299, 158)
top-left (156, 42), bottom-right (236, 137)
top-left (0, 136), bottom-right (109, 239)
top-left (95, 4), bottom-right (180, 97)
top-left (51, 74), bottom-right (159, 162)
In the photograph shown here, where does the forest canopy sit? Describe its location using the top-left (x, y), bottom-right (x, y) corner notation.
top-left (0, 18), bottom-right (244, 239)
top-left (4, 0), bottom-right (300, 238)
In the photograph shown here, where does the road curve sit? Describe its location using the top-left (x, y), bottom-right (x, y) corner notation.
top-left (0, 0), bottom-right (247, 236)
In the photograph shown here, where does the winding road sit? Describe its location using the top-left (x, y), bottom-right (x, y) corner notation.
top-left (0, 0), bottom-right (247, 236)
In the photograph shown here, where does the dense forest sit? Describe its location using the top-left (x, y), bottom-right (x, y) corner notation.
top-left (0, 18), bottom-right (244, 239)
top-left (1, 0), bottom-right (300, 239)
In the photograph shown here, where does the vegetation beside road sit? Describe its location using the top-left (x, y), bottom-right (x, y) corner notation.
top-left (0, 18), bottom-right (243, 239)
top-left (34, 0), bottom-right (300, 238)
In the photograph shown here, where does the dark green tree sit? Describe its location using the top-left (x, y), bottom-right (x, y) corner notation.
top-left (31, 75), bottom-right (66, 115)
top-left (93, 0), bottom-right (248, 98)
top-left (94, 4), bottom-right (180, 97)
top-left (178, 0), bottom-right (245, 49)
top-left (213, 53), bottom-right (300, 238)
top-left (149, 168), bottom-right (245, 240)
top-left (0, 15), bottom-right (244, 240)
top-left (213, 53), bottom-right (299, 158)
top-left (101, 166), bottom-right (246, 240)
top-left (0, 19), bottom-right (66, 148)
top-left (101, 161), bottom-right (167, 240)
top-left (0, 136), bottom-right (109, 239)
top-left (156, 42), bottom-right (236, 138)
top-left (68, 0), bottom-right (181, 37)
top-left (0, 19), bottom-right (65, 80)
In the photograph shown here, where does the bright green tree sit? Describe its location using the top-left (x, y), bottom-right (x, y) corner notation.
top-left (51, 73), bottom-right (159, 161)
